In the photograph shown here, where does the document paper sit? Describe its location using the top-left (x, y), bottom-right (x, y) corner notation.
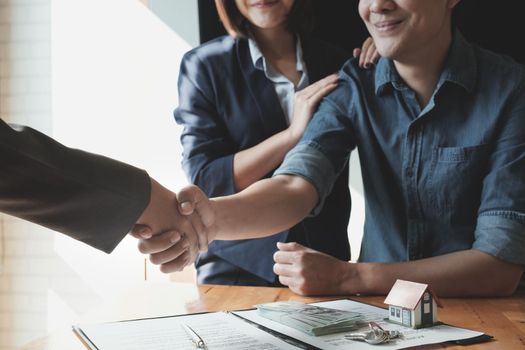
top-left (75, 311), bottom-right (298, 350)
top-left (234, 299), bottom-right (484, 350)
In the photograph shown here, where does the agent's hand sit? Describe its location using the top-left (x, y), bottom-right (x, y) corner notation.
top-left (134, 185), bottom-right (215, 273)
top-left (353, 37), bottom-right (380, 69)
top-left (137, 229), bottom-right (197, 273)
top-left (273, 242), bottom-right (351, 296)
top-left (288, 73), bottom-right (339, 143)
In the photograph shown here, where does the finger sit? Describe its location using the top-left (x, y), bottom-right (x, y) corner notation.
top-left (188, 227), bottom-right (199, 256)
top-left (137, 231), bottom-right (181, 254)
top-left (274, 249), bottom-right (308, 265)
top-left (359, 37), bottom-right (373, 68)
top-left (169, 230), bottom-right (182, 243)
top-left (130, 224), bottom-right (152, 239)
top-left (274, 243), bottom-right (307, 264)
top-left (273, 263), bottom-right (296, 277)
top-left (276, 241), bottom-right (306, 252)
top-left (177, 185), bottom-right (205, 212)
top-left (278, 275), bottom-right (293, 287)
top-left (363, 38), bottom-right (379, 68)
top-left (364, 37), bottom-right (374, 56)
top-left (177, 185), bottom-right (215, 228)
top-left (187, 213), bottom-right (209, 252)
top-left (179, 201), bottom-right (194, 215)
top-left (359, 43), bottom-right (368, 68)
top-left (364, 43), bottom-right (377, 68)
top-left (304, 82), bottom-right (337, 107)
top-left (353, 47), bottom-right (361, 58)
top-left (273, 250), bottom-right (294, 264)
top-left (370, 49), bottom-right (380, 65)
top-left (301, 73), bottom-right (339, 99)
top-left (177, 222), bottom-right (202, 264)
top-left (174, 192), bottom-right (207, 251)
top-left (159, 250), bottom-right (190, 273)
top-left (149, 240), bottom-right (189, 265)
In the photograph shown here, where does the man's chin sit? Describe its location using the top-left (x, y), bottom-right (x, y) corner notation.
top-left (375, 44), bottom-right (400, 61)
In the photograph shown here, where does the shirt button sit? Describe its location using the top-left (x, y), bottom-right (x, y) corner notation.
top-left (406, 168), bottom-right (414, 177)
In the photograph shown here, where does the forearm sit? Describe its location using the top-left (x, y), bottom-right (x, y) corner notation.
top-left (0, 121), bottom-right (151, 252)
top-left (342, 249), bottom-right (524, 297)
top-left (211, 175), bottom-right (318, 240)
top-left (233, 129), bottom-right (298, 191)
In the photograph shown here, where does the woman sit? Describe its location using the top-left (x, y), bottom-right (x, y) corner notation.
top-left (174, 0), bottom-right (377, 285)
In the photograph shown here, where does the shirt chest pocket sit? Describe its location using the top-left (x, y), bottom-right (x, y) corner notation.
top-left (426, 144), bottom-right (489, 223)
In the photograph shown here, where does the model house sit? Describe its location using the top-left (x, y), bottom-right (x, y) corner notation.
top-left (384, 280), bottom-right (442, 328)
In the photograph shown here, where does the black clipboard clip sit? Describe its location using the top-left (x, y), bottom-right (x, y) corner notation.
top-left (452, 333), bottom-right (493, 345)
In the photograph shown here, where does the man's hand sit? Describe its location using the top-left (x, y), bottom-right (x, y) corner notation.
top-left (276, 243), bottom-right (525, 297)
top-left (134, 184), bottom-right (216, 273)
top-left (273, 242), bottom-right (353, 296)
top-left (177, 184), bottom-right (216, 245)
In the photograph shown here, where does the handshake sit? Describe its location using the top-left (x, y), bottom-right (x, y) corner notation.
top-left (130, 179), bottom-right (215, 273)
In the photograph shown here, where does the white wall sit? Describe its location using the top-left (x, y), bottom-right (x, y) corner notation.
top-left (149, 0), bottom-right (199, 47)
top-left (0, 0), bottom-right (54, 348)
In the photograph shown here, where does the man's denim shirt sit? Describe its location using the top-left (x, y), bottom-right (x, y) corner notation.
top-left (274, 31), bottom-right (525, 265)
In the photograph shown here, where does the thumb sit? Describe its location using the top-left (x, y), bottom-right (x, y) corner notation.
top-left (177, 185), bottom-right (215, 228)
top-left (179, 201), bottom-right (195, 215)
top-left (177, 185), bottom-right (203, 215)
top-left (130, 224), bottom-right (153, 239)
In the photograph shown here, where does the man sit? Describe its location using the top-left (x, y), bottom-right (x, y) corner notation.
top-left (143, 0), bottom-right (525, 296)
top-left (0, 119), bottom-right (204, 260)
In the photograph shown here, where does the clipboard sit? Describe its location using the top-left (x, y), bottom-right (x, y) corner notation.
top-left (73, 309), bottom-right (303, 350)
top-left (73, 298), bottom-right (490, 350)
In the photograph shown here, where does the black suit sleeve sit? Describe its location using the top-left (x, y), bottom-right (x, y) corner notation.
top-left (0, 119), bottom-right (150, 253)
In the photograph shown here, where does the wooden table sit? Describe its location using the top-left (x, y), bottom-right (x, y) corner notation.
top-left (19, 282), bottom-right (525, 349)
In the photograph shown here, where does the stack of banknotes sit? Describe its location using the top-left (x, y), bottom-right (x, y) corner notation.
top-left (256, 301), bottom-right (365, 336)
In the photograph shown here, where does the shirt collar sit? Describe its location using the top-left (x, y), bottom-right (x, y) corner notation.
top-left (374, 58), bottom-right (403, 95)
top-left (375, 29), bottom-right (477, 96)
top-left (248, 36), bottom-right (265, 70)
top-left (248, 35), bottom-right (306, 74)
top-left (436, 29), bottom-right (477, 93)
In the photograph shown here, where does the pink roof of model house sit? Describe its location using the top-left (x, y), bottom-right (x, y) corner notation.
top-left (384, 280), bottom-right (443, 310)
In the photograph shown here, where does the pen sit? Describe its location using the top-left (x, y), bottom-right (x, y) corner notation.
top-left (181, 323), bottom-right (206, 349)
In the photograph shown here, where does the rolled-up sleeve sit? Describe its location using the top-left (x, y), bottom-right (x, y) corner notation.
top-left (274, 141), bottom-right (336, 215)
top-left (473, 212), bottom-right (525, 265)
top-left (274, 83), bottom-right (357, 215)
top-left (475, 76), bottom-right (525, 265)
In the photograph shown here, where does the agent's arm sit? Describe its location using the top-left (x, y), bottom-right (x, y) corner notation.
top-left (0, 120), bottom-right (197, 253)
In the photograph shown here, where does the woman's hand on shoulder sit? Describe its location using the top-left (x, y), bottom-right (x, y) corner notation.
top-left (353, 37), bottom-right (380, 69)
top-left (288, 73), bottom-right (339, 143)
